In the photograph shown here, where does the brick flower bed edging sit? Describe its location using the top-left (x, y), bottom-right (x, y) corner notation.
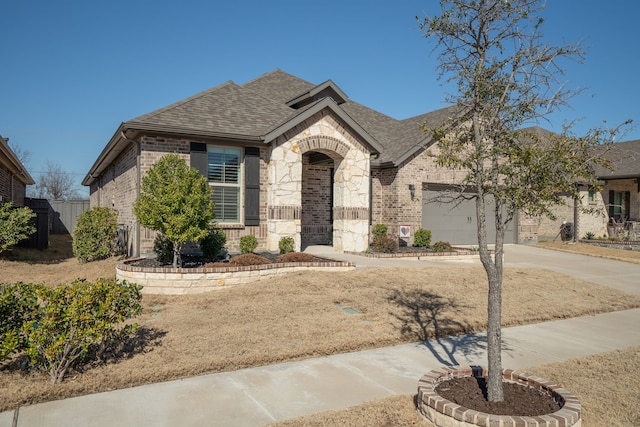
top-left (417, 366), bottom-right (581, 427)
top-left (117, 257), bottom-right (355, 295)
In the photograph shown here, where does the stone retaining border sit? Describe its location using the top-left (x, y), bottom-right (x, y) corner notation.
top-left (346, 247), bottom-right (484, 260)
top-left (117, 258), bottom-right (355, 295)
top-left (579, 239), bottom-right (640, 252)
top-left (417, 366), bottom-right (581, 427)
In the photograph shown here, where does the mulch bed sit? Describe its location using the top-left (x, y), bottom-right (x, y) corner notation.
top-left (436, 376), bottom-right (561, 416)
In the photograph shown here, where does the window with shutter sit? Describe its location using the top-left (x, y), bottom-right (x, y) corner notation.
top-left (207, 147), bottom-right (242, 223)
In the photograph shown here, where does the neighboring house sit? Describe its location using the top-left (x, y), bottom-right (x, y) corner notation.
top-left (0, 134), bottom-right (34, 206)
top-left (537, 139), bottom-right (640, 241)
top-left (83, 70), bottom-right (543, 256)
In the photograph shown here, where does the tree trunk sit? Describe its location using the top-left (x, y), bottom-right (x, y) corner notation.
top-left (475, 182), bottom-right (505, 402)
top-left (172, 242), bottom-right (182, 268)
top-left (486, 256), bottom-right (504, 402)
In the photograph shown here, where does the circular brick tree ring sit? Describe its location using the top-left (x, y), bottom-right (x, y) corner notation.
top-left (417, 366), bottom-right (581, 427)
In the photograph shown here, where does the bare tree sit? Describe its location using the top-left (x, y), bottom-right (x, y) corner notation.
top-left (34, 160), bottom-right (80, 200)
top-left (419, 0), bottom-right (630, 402)
top-left (7, 141), bottom-right (31, 166)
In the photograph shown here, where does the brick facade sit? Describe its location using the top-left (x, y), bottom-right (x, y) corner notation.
top-left (89, 135), bottom-right (272, 256)
top-left (371, 146), bottom-right (568, 245)
top-left (301, 155), bottom-right (332, 245)
top-left (0, 159), bottom-right (28, 206)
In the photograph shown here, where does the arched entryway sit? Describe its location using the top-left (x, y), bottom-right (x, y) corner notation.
top-left (301, 150), bottom-right (336, 248)
top-left (267, 132), bottom-right (371, 253)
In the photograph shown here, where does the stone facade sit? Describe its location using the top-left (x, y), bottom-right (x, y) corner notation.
top-left (268, 111), bottom-right (371, 252)
top-left (537, 188), bottom-right (625, 241)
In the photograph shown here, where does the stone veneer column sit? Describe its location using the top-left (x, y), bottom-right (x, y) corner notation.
top-left (268, 142), bottom-right (302, 251)
top-left (332, 148), bottom-right (370, 252)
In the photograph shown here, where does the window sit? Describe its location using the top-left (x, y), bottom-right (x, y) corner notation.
top-left (208, 147), bottom-right (241, 223)
top-left (609, 190), bottom-right (630, 222)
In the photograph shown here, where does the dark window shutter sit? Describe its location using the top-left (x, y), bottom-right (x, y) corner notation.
top-left (608, 190), bottom-right (614, 219)
top-left (190, 142), bottom-right (208, 176)
top-left (624, 191), bottom-right (631, 220)
top-left (244, 147), bottom-right (260, 226)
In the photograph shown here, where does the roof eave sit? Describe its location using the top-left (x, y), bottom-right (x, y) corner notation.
top-left (0, 137), bottom-right (35, 185)
top-left (124, 122), bottom-right (264, 143)
top-left (82, 123), bottom-right (265, 186)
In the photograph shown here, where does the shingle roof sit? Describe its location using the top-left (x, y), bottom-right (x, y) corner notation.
top-left (87, 69), bottom-right (640, 188)
top-left (122, 69), bottom-right (458, 166)
top-left (84, 70), bottom-right (464, 185)
top-left (595, 139), bottom-right (640, 179)
top-left (128, 79), bottom-right (295, 137)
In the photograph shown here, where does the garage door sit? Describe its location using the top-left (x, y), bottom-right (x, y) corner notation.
top-left (421, 186), bottom-right (515, 245)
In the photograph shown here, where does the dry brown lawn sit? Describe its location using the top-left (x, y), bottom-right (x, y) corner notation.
top-left (266, 345), bottom-right (640, 427)
top-left (1, 235), bottom-right (639, 420)
top-left (537, 240), bottom-right (640, 264)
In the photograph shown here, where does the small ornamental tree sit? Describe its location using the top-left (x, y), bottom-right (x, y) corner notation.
top-left (419, 0), bottom-right (630, 401)
top-left (0, 201), bottom-right (36, 254)
top-left (134, 154), bottom-right (215, 268)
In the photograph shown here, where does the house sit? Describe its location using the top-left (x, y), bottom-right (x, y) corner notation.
top-left (83, 70), bottom-right (544, 256)
top-left (536, 139), bottom-right (640, 241)
top-left (0, 134), bottom-right (34, 206)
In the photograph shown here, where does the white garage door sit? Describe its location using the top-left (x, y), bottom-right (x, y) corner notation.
top-left (421, 186), bottom-right (516, 245)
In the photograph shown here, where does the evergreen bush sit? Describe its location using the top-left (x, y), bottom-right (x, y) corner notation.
top-left (23, 278), bottom-right (142, 384)
top-left (153, 234), bottom-right (174, 264)
top-left (413, 228), bottom-right (432, 248)
top-left (72, 207), bottom-right (118, 263)
top-left (239, 235), bottom-right (258, 254)
top-left (278, 237), bottom-right (295, 254)
top-left (200, 227), bottom-right (226, 261)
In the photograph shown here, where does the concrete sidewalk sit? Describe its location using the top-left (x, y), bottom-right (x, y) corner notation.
top-left (2, 245), bottom-right (639, 427)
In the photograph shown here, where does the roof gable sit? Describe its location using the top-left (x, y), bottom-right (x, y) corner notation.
top-left (286, 80), bottom-right (348, 109)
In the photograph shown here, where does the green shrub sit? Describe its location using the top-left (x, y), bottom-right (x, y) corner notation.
top-left (432, 241), bottom-right (453, 253)
top-left (584, 231), bottom-right (595, 240)
top-left (372, 224), bottom-right (388, 240)
top-left (153, 233), bottom-right (174, 264)
top-left (72, 207), bottom-right (118, 263)
top-left (370, 223), bottom-right (397, 253)
top-left (239, 235), bottom-right (258, 254)
top-left (413, 228), bottom-right (432, 248)
top-left (23, 278), bottom-right (142, 384)
top-left (200, 228), bottom-right (226, 261)
top-left (0, 282), bottom-right (41, 362)
top-left (0, 202), bottom-right (36, 254)
top-left (278, 237), bottom-right (295, 254)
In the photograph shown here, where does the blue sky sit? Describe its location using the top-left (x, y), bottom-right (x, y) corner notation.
top-left (1, 1), bottom-right (638, 198)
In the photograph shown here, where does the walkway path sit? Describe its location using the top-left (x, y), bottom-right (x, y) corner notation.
top-left (2, 245), bottom-right (638, 427)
